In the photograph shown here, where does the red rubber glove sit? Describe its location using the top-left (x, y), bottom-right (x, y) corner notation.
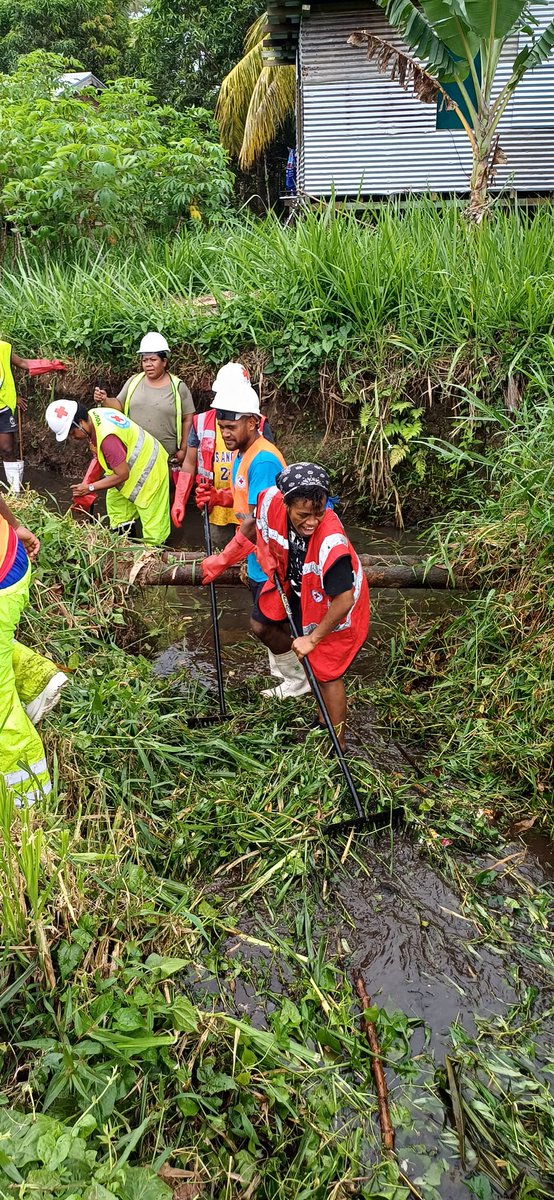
top-left (27, 358), bottom-right (66, 376)
top-left (171, 472), bottom-right (194, 527)
top-left (195, 479), bottom-right (233, 513)
top-left (71, 457), bottom-right (102, 511)
top-left (201, 530), bottom-right (255, 584)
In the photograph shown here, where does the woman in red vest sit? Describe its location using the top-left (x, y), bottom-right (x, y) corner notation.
top-left (251, 463), bottom-right (370, 749)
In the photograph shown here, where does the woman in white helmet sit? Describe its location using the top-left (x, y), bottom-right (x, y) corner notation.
top-left (94, 333), bottom-right (195, 464)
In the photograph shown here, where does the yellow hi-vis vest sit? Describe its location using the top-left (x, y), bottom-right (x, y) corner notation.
top-left (90, 407), bottom-right (168, 506)
top-left (0, 341), bottom-right (17, 413)
top-left (123, 372), bottom-right (182, 435)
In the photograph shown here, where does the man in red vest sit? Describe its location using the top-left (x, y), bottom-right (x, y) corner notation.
top-left (170, 361), bottom-right (273, 546)
top-left (195, 381), bottom-right (311, 699)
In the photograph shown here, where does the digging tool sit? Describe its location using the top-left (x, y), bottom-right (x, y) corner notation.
top-left (188, 497), bottom-right (228, 728)
top-left (71, 377), bottom-right (105, 513)
top-left (273, 571), bottom-right (372, 828)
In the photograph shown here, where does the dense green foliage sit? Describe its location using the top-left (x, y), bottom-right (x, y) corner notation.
top-left (0, 53), bottom-right (233, 248)
top-left (374, 393), bottom-right (554, 824)
top-left (4, 200), bottom-right (554, 515)
top-left (131, 0), bottom-right (260, 110)
top-left (0, 0), bottom-right (130, 77)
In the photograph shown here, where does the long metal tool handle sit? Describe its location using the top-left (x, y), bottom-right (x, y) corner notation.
top-left (274, 572), bottom-right (364, 820)
top-left (17, 404), bottom-right (24, 460)
top-left (204, 501), bottom-right (227, 719)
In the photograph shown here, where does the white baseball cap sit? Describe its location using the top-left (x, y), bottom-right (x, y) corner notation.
top-left (212, 361), bottom-right (250, 391)
top-left (45, 398), bottom-right (78, 442)
top-left (139, 332), bottom-right (170, 354)
top-left (210, 383), bottom-right (260, 417)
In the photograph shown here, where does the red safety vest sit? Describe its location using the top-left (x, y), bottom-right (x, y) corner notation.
top-left (194, 409), bottom-right (269, 480)
top-left (255, 487), bottom-right (370, 682)
top-left (0, 514), bottom-right (17, 584)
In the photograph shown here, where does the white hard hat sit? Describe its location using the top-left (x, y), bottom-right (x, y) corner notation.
top-left (139, 332), bottom-right (170, 354)
top-left (211, 383), bottom-right (260, 417)
top-left (212, 361), bottom-right (250, 392)
top-left (45, 398), bottom-right (78, 442)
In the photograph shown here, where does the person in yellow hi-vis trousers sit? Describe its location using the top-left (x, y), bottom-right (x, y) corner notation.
top-left (0, 493), bottom-right (67, 807)
top-left (45, 400), bottom-right (170, 546)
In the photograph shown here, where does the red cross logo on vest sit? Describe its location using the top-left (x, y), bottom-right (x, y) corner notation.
top-left (110, 413), bottom-right (126, 424)
top-left (54, 405), bottom-right (68, 418)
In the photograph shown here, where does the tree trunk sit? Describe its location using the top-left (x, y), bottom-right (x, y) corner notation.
top-left (113, 550), bottom-right (473, 590)
top-left (468, 149), bottom-right (490, 223)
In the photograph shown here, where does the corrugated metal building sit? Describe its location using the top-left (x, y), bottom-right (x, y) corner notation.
top-left (266, 1), bottom-right (554, 197)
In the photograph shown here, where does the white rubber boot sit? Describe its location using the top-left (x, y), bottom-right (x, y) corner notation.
top-left (260, 651), bottom-right (310, 700)
top-left (25, 672), bottom-right (68, 725)
top-left (260, 649), bottom-right (285, 697)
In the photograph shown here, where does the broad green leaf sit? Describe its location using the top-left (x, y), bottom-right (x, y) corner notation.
top-left (380, 0), bottom-right (464, 79)
top-left (511, 16), bottom-right (554, 82)
top-left (170, 996), bottom-right (199, 1033)
top-left (464, 0), bottom-right (529, 40)
top-left (421, 1), bottom-right (479, 62)
top-left (119, 1167), bottom-right (172, 1200)
top-left (144, 954), bottom-right (189, 978)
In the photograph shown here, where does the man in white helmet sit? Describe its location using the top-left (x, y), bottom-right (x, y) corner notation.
top-left (171, 361), bottom-right (274, 546)
top-left (194, 383), bottom-right (311, 699)
top-left (94, 332), bottom-right (195, 463)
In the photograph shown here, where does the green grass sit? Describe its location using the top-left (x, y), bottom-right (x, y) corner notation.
top-left (1, 492), bottom-right (553, 1199)
top-left (4, 199), bottom-right (554, 516)
top-left (370, 391), bottom-right (554, 831)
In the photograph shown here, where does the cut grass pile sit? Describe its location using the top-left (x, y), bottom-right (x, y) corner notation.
top-left (1, 492), bottom-right (553, 1199)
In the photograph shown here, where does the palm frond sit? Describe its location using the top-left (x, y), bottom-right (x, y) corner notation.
top-left (216, 34), bottom-right (265, 158)
top-left (349, 31), bottom-right (455, 106)
top-left (239, 64), bottom-right (295, 168)
top-left (244, 12), bottom-right (268, 54)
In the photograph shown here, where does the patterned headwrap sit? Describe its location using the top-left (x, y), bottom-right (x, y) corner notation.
top-left (276, 462), bottom-right (331, 501)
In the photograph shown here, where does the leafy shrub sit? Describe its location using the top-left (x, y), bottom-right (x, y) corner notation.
top-left (0, 53), bottom-right (233, 247)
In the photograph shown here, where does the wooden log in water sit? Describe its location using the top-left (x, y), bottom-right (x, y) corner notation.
top-left (117, 549), bottom-right (467, 589)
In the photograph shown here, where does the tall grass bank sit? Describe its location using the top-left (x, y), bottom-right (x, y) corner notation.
top-left (5, 201), bottom-right (554, 519)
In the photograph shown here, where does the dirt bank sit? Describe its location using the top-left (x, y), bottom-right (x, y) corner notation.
top-left (17, 354), bottom-right (464, 525)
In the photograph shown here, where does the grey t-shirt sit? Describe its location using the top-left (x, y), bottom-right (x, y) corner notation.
top-left (117, 375), bottom-right (195, 456)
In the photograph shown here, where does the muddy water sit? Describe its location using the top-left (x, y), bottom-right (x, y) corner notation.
top-left (28, 465), bottom-right (554, 1199)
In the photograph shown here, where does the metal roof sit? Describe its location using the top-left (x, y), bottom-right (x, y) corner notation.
top-left (297, 1), bottom-right (554, 196)
top-left (56, 72), bottom-right (106, 94)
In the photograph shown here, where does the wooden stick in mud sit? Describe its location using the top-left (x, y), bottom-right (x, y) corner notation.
top-left (115, 550), bottom-right (467, 590)
top-left (353, 971), bottom-right (395, 1152)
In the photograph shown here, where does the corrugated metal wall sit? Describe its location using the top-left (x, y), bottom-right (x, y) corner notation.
top-left (298, 2), bottom-right (554, 195)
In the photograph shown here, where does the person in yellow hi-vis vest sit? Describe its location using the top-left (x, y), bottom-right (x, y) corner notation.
top-left (94, 333), bottom-right (195, 463)
top-left (0, 492), bottom-right (68, 808)
top-left (0, 340), bottom-right (65, 476)
top-left (45, 401), bottom-right (170, 546)
top-left (0, 341), bottom-right (25, 462)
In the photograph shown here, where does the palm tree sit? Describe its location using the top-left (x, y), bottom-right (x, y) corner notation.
top-left (216, 12), bottom-right (295, 169)
top-left (350, 1), bottom-right (554, 221)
